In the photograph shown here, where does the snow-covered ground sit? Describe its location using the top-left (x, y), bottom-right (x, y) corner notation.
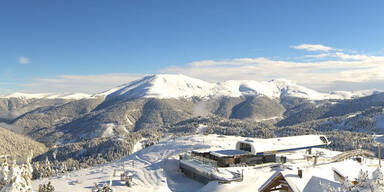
top-left (32, 134), bottom-right (382, 192)
top-left (32, 135), bottom-right (247, 191)
top-left (255, 115), bottom-right (282, 122)
top-left (196, 124), bottom-right (208, 134)
top-left (32, 134), bottom-right (234, 192)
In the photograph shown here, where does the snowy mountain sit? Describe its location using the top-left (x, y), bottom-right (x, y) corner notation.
top-left (104, 74), bottom-right (380, 101)
top-left (1, 74), bottom-right (383, 182)
top-left (1, 74), bottom-right (379, 101)
top-left (0, 93), bottom-right (95, 121)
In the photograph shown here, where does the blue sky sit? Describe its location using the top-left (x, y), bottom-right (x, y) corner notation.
top-left (1, 0), bottom-right (384, 94)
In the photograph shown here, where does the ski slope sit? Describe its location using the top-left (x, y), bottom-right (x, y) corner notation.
top-left (32, 135), bottom-right (232, 192)
top-left (31, 135), bottom-right (252, 192)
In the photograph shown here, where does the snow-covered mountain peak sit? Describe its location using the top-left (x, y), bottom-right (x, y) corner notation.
top-left (268, 78), bottom-right (294, 86)
top-left (216, 79), bottom-right (325, 99)
top-left (105, 74), bottom-right (380, 100)
top-left (268, 79), bottom-right (325, 99)
top-left (106, 74), bottom-right (215, 99)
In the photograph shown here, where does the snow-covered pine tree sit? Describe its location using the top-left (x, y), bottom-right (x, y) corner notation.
top-left (0, 158), bottom-right (9, 189)
top-left (43, 157), bottom-right (52, 178)
top-left (0, 153), bottom-right (33, 192)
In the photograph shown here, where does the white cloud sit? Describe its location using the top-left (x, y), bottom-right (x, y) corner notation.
top-left (19, 57), bottom-right (30, 64)
top-left (162, 51), bottom-right (384, 91)
top-left (334, 52), bottom-right (374, 60)
top-left (302, 52), bottom-right (381, 61)
top-left (303, 53), bottom-right (332, 59)
top-left (21, 73), bottom-right (145, 94)
top-left (291, 44), bottom-right (334, 52)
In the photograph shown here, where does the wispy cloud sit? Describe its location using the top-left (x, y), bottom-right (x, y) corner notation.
top-left (291, 44), bottom-right (334, 52)
top-left (21, 73), bottom-right (145, 94)
top-left (19, 57), bottom-right (30, 64)
top-left (8, 44), bottom-right (384, 93)
top-left (189, 58), bottom-right (266, 67)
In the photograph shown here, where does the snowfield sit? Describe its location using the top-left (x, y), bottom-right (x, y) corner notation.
top-left (32, 134), bottom-right (383, 192)
top-left (32, 134), bottom-right (231, 192)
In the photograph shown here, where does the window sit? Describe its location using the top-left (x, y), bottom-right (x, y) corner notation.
top-left (320, 136), bottom-right (328, 144)
top-left (240, 143), bottom-right (252, 152)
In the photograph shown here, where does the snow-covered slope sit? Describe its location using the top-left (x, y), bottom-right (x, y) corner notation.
top-left (3, 92), bottom-right (92, 100)
top-left (105, 74), bottom-right (379, 100)
top-left (105, 74), bottom-right (215, 99)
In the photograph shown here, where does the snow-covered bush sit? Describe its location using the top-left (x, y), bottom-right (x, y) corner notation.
top-left (327, 168), bottom-right (384, 192)
top-left (92, 183), bottom-right (113, 192)
top-left (38, 181), bottom-right (55, 192)
top-left (92, 177), bottom-right (114, 192)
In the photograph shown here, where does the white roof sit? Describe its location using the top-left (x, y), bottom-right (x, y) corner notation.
top-left (238, 135), bottom-right (328, 153)
top-left (262, 159), bottom-right (381, 192)
top-left (210, 150), bottom-right (246, 158)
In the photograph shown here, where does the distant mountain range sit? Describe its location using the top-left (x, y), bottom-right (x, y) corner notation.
top-left (1, 74), bottom-right (383, 141)
top-left (2, 74), bottom-right (380, 101)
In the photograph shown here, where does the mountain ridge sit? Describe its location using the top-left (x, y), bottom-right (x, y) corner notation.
top-left (3, 74), bottom-right (379, 101)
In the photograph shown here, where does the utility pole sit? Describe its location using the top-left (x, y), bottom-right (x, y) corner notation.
top-left (374, 135), bottom-right (383, 168)
top-left (379, 144), bottom-right (381, 168)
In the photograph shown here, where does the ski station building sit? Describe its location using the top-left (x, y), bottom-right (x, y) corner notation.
top-left (179, 134), bottom-right (381, 192)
